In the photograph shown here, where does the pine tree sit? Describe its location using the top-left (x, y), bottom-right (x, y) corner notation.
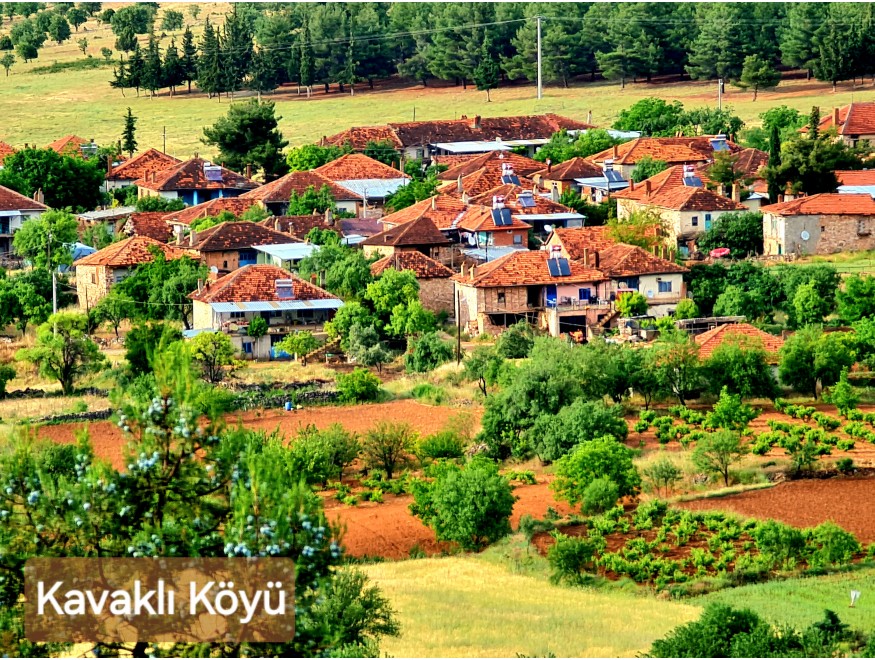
top-left (597, 43), bottom-right (645, 90)
top-left (780, 4), bottom-right (827, 79)
top-left (141, 32), bottom-right (162, 97)
top-left (221, 4), bottom-right (253, 97)
top-left (247, 48), bottom-right (278, 101)
top-left (813, 10), bottom-right (859, 92)
top-left (735, 54), bottom-right (781, 100)
top-left (686, 4), bottom-right (748, 80)
top-left (127, 44), bottom-right (144, 96)
top-left (180, 26), bottom-right (198, 93)
top-left (473, 32), bottom-right (499, 102)
top-left (342, 29), bottom-right (357, 96)
top-left (162, 38), bottom-right (184, 96)
top-left (767, 124), bottom-right (782, 203)
top-left (197, 17), bottom-right (221, 99)
top-left (299, 19), bottom-right (315, 98)
top-left (110, 54), bottom-right (128, 97)
top-left (122, 107), bottom-right (137, 157)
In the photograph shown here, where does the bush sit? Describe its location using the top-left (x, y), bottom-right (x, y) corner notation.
top-left (411, 382), bottom-right (447, 405)
top-left (547, 533), bottom-right (596, 585)
top-left (642, 457), bottom-right (683, 497)
top-left (417, 430), bottom-right (465, 461)
top-left (495, 320), bottom-right (534, 359)
top-left (405, 332), bottom-right (454, 373)
top-left (361, 421), bottom-right (416, 480)
top-left (551, 437), bottom-right (640, 511)
top-left (125, 321), bottom-right (183, 376)
top-left (336, 367), bottom-right (381, 403)
top-left (808, 522), bottom-right (861, 568)
top-left (531, 399), bottom-right (628, 462)
top-left (247, 316), bottom-right (268, 339)
top-left (409, 457), bottom-right (515, 551)
top-left (582, 477), bottom-right (620, 514)
top-left (835, 457), bottom-right (855, 474)
top-left (0, 363), bottom-right (15, 397)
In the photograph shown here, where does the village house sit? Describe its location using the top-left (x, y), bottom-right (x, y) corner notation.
top-left (261, 214), bottom-right (382, 245)
top-left (104, 149), bottom-right (181, 192)
top-left (574, 160), bottom-right (631, 203)
top-left (121, 211), bottom-right (173, 243)
top-left (0, 142), bottom-right (16, 166)
top-left (802, 103), bottom-right (875, 147)
top-left (761, 193), bottom-right (875, 256)
top-left (47, 135), bottom-right (97, 158)
top-left (73, 236), bottom-right (186, 309)
top-left (378, 194), bottom-right (468, 234)
top-left (239, 170), bottom-right (361, 216)
top-left (589, 136), bottom-right (740, 179)
top-left (134, 157), bottom-right (259, 206)
top-left (76, 206), bottom-right (138, 239)
top-left (694, 322), bottom-right (784, 365)
top-left (613, 164), bottom-right (747, 255)
top-left (322, 113), bottom-right (595, 161)
top-left (370, 250), bottom-right (455, 314)
top-left (162, 197), bottom-right (260, 239)
top-left (467, 184), bottom-right (585, 234)
top-left (361, 215), bottom-right (451, 259)
top-left (312, 154), bottom-right (410, 215)
top-left (438, 151), bottom-right (544, 185)
top-left (0, 185), bottom-right (48, 254)
top-left (188, 264), bottom-right (343, 359)
top-left (836, 169), bottom-right (875, 196)
top-left (456, 199), bottom-right (532, 250)
top-left (531, 156), bottom-right (605, 195)
top-left (186, 221), bottom-right (295, 274)
top-left (253, 243), bottom-right (319, 271)
top-left (544, 226), bottom-right (618, 260)
top-left (437, 160), bottom-right (540, 199)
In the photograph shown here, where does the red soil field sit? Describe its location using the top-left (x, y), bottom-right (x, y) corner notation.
top-left (36, 401), bottom-right (482, 470)
top-left (329, 481), bottom-right (575, 559)
top-left (678, 476), bottom-right (875, 543)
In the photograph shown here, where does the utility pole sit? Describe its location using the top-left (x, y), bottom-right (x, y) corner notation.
top-left (536, 15), bottom-right (543, 100)
top-left (717, 78), bottom-right (723, 111)
top-left (456, 290), bottom-right (462, 364)
top-left (163, 126), bottom-right (166, 154)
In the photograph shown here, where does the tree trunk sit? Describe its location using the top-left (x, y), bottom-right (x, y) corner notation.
top-left (257, 89), bottom-right (262, 102)
top-left (306, 85), bottom-right (311, 98)
top-left (338, 82), bottom-right (344, 93)
top-left (833, 80), bottom-right (837, 92)
top-left (323, 82), bottom-right (329, 93)
top-left (806, 68), bottom-right (811, 81)
top-left (752, 88), bottom-right (758, 101)
top-left (187, 80), bottom-right (191, 92)
top-left (486, 88), bottom-right (491, 102)
top-left (368, 77), bottom-right (374, 89)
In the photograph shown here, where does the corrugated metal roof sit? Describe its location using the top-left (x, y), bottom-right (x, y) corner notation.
top-left (334, 178), bottom-right (409, 199)
top-left (574, 177), bottom-right (630, 191)
top-left (253, 243), bottom-right (318, 260)
top-left (431, 141), bottom-right (513, 153)
top-left (838, 185), bottom-right (875, 197)
top-left (461, 245), bottom-right (529, 262)
top-left (77, 206), bottom-right (136, 221)
top-left (210, 300), bottom-right (344, 313)
top-left (512, 213), bottom-right (584, 221)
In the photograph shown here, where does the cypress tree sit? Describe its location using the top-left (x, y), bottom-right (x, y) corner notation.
top-left (342, 30), bottom-right (357, 96)
top-left (767, 124), bottom-right (782, 203)
top-left (180, 26), bottom-right (198, 93)
top-left (127, 44), bottom-right (144, 96)
top-left (163, 38), bottom-right (184, 96)
top-left (299, 19), bottom-right (314, 98)
top-left (197, 17), bottom-right (221, 99)
top-left (122, 107), bottom-right (137, 157)
top-left (141, 32), bottom-right (162, 97)
top-left (473, 32), bottom-right (499, 102)
top-left (110, 54), bottom-right (129, 97)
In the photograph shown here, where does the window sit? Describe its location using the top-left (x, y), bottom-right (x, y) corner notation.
top-left (91, 272), bottom-right (97, 284)
top-left (705, 213), bottom-right (712, 222)
top-left (223, 260), bottom-right (228, 269)
top-left (579, 288), bottom-right (591, 301)
top-left (242, 341), bottom-right (253, 354)
top-left (513, 233), bottom-right (523, 245)
top-left (658, 280), bottom-right (673, 293)
top-left (691, 216), bottom-right (699, 227)
top-left (230, 311), bottom-right (245, 320)
top-left (497, 292), bottom-right (506, 305)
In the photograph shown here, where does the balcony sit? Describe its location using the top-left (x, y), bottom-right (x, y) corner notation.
top-left (548, 298), bottom-right (614, 313)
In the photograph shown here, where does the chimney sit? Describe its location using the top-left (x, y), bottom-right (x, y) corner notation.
top-left (551, 183), bottom-right (559, 203)
top-left (462, 192), bottom-right (469, 205)
top-left (583, 247), bottom-right (589, 266)
top-left (587, 110), bottom-right (593, 125)
top-left (431, 196), bottom-right (437, 210)
top-left (457, 175), bottom-right (463, 193)
top-left (470, 115), bottom-right (481, 129)
top-left (492, 195), bottom-right (506, 210)
top-left (546, 158), bottom-right (552, 173)
top-left (644, 180), bottom-right (652, 195)
top-left (592, 251), bottom-right (599, 268)
top-left (33, 189), bottom-right (44, 204)
top-left (778, 194), bottom-right (785, 203)
top-left (310, 273), bottom-right (318, 285)
top-left (470, 265), bottom-right (476, 278)
top-left (189, 229), bottom-right (198, 247)
top-left (834, 107), bottom-right (840, 127)
top-left (461, 263), bottom-right (467, 277)
top-left (197, 279), bottom-right (203, 294)
top-left (731, 183), bottom-right (740, 203)
top-left (325, 208), bottom-right (334, 225)
top-left (321, 135), bottom-right (326, 146)
top-left (151, 171), bottom-right (156, 183)
top-left (274, 217), bottom-right (281, 231)
top-left (629, 180), bottom-right (635, 192)
top-left (245, 164), bottom-right (252, 179)
top-left (612, 145), bottom-right (619, 159)
top-left (107, 155), bottom-right (113, 177)
top-left (176, 228), bottom-right (183, 245)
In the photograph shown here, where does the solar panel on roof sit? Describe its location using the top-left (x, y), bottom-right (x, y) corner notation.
top-left (546, 259), bottom-right (560, 277)
top-left (501, 175), bottom-right (520, 185)
top-left (491, 208), bottom-right (512, 226)
top-left (518, 194), bottom-right (536, 208)
top-left (604, 170), bottom-right (625, 184)
top-left (557, 257), bottom-right (571, 276)
top-left (501, 208), bottom-right (512, 225)
top-left (683, 175), bottom-right (704, 187)
top-left (204, 165), bottom-right (223, 182)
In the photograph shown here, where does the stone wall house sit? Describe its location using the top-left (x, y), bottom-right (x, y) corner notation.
top-left (800, 103), bottom-right (875, 147)
top-left (361, 215), bottom-right (451, 258)
top-left (370, 250), bottom-right (455, 314)
top-left (134, 157), bottom-right (259, 206)
top-left (73, 236), bottom-right (187, 309)
top-left (239, 171), bottom-right (361, 216)
top-left (187, 221), bottom-right (296, 274)
top-left (589, 136), bottom-right (740, 180)
top-left (762, 193), bottom-right (875, 256)
top-left (105, 148), bottom-right (181, 192)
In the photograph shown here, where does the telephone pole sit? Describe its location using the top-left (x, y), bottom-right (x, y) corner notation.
top-left (717, 78), bottom-right (723, 111)
top-left (536, 15), bottom-right (543, 100)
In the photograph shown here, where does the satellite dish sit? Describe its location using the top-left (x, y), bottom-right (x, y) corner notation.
top-left (543, 224), bottom-right (554, 234)
top-left (801, 230), bottom-right (810, 241)
top-left (210, 266), bottom-right (219, 274)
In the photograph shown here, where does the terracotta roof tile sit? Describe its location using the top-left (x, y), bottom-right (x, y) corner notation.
top-left (162, 198), bottom-right (260, 226)
top-left (614, 165), bottom-right (746, 212)
top-left (379, 195), bottom-right (468, 232)
top-left (190, 221), bottom-right (294, 252)
top-left (322, 126), bottom-right (404, 150)
top-left (597, 243), bottom-right (688, 277)
top-left (314, 154), bottom-right (408, 181)
top-left (590, 137), bottom-right (740, 166)
top-left (123, 212), bottom-right (172, 242)
top-left (370, 250), bottom-right (454, 279)
top-left (438, 151), bottom-right (544, 180)
top-left (802, 103), bottom-right (875, 136)
top-left (240, 170), bottom-right (359, 202)
top-left (550, 227), bottom-right (617, 260)
top-left (467, 185), bottom-right (576, 216)
top-left (108, 149), bottom-right (181, 182)
top-left (695, 323), bottom-right (784, 362)
top-left (533, 156), bottom-right (604, 181)
top-left (432, 154), bottom-right (479, 169)
top-left (454, 250), bottom-right (605, 288)
top-left (457, 205), bottom-right (532, 232)
top-left (362, 215), bottom-right (450, 247)
top-left (190, 264), bottom-right (337, 303)
top-left (0, 142), bottom-right (15, 162)
top-left (74, 236), bottom-right (185, 267)
top-left (341, 217), bottom-right (382, 236)
top-left (47, 135), bottom-right (88, 156)
top-left (259, 215), bottom-right (335, 239)
top-left (761, 193), bottom-right (875, 216)
top-left (836, 170), bottom-right (875, 186)
top-left (135, 157), bottom-right (259, 192)
top-left (731, 148), bottom-right (769, 178)
top-left (437, 169), bottom-right (539, 198)
top-left (0, 184), bottom-right (48, 212)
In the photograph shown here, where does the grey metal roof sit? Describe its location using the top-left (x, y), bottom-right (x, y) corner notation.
top-left (512, 213), bottom-right (584, 221)
top-left (838, 185), bottom-right (875, 197)
top-left (77, 206), bottom-right (136, 221)
top-left (574, 177), bottom-right (630, 191)
top-left (334, 178), bottom-right (409, 200)
top-left (253, 243), bottom-right (318, 261)
top-left (461, 245), bottom-right (529, 262)
top-left (210, 300), bottom-right (344, 313)
top-left (431, 141), bottom-right (512, 154)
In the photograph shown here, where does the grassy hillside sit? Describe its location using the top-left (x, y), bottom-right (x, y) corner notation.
top-left (363, 553), bottom-right (699, 657)
top-left (4, 5), bottom-right (875, 158)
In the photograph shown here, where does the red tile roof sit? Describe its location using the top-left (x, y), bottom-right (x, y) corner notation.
top-left (190, 264), bottom-right (337, 303)
top-left (190, 221), bottom-right (294, 252)
top-left (532, 156), bottom-right (604, 181)
top-left (379, 195), bottom-right (468, 232)
top-left (123, 212), bottom-right (172, 242)
top-left (761, 193), bottom-right (875, 216)
top-left (467, 185), bottom-right (576, 216)
top-left (457, 205), bottom-right (533, 232)
top-left (455, 249), bottom-right (605, 288)
top-left (370, 250), bottom-right (454, 279)
top-left (135, 158), bottom-right (259, 192)
top-left (323, 113), bottom-right (594, 150)
top-left (259, 214), bottom-right (335, 239)
top-left (836, 170), bottom-right (875, 186)
top-left (74, 236), bottom-right (186, 267)
top-left (695, 323), bottom-right (784, 362)
top-left (47, 135), bottom-right (88, 156)
top-left (614, 165), bottom-right (746, 212)
top-left (802, 103), bottom-right (875, 136)
top-left (549, 227), bottom-right (617, 260)
top-left (590, 137), bottom-right (740, 166)
top-left (240, 170), bottom-right (359, 202)
top-left (437, 169), bottom-right (539, 198)
top-left (313, 154), bottom-right (408, 181)
top-left (108, 149), bottom-right (182, 182)
top-left (731, 148), bottom-right (769, 178)
top-left (438, 151), bottom-right (544, 180)
top-left (597, 244), bottom-right (688, 277)
top-left (0, 184), bottom-right (48, 212)
top-left (0, 142), bottom-right (15, 162)
top-left (162, 197), bottom-right (260, 226)
top-left (432, 154), bottom-right (479, 169)
top-left (362, 215), bottom-right (451, 247)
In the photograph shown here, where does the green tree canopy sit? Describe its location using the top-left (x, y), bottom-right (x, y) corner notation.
top-left (202, 100), bottom-right (289, 180)
top-left (0, 147), bottom-right (104, 211)
top-left (551, 437), bottom-right (640, 510)
top-left (696, 211), bottom-right (763, 258)
top-left (12, 209), bottom-right (78, 270)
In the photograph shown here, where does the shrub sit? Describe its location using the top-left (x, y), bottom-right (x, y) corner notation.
top-left (504, 469), bottom-right (537, 485)
top-left (752, 519), bottom-right (806, 569)
top-left (642, 457), bottom-right (683, 497)
top-left (411, 382), bottom-right (447, 405)
top-left (691, 430), bottom-right (749, 487)
top-left (835, 457), bottom-right (855, 474)
top-left (551, 437), bottom-right (640, 511)
top-left (336, 367), bottom-right (381, 403)
top-left (417, 430), bottom-right (465, 461)
top-left (582, 477), bottom-right (620, 514)
top-left (361, 421), bottom-right (416, 480)
top-left (409, 457), bottom-right (515, 551)
top-left (35, 442), bottom-right (79, 479)
top-left (247, 316), bottom-right (268, 339)
top-left (531, 399), bottom-right (628, 462)
top-left (125, 321), bottom-right (183, 376)
top-left (494, 320), bottom-right (534, 359)
top-left (648, 604), bottom-right (767, 658)
top-left (808, 522), bottom-right (861, 568)
top-left (547, 533), bottom-right (596, 585)
top-left (405, 332), bottom-right (454, 373)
